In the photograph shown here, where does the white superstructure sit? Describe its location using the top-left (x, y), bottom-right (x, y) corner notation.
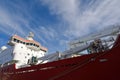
top-left (0, 25), bottom-right (120, 69)
top-left (0, 32), bottom-right (47, 68)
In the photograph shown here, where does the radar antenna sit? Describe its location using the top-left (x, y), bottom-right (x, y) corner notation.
top-left (27, 32), bottom-right (34, 40)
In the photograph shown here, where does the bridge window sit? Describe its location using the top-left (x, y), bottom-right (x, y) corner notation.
top-left (20, 41), bottom-right (23, 43)
top-left (13, 38), bottom-right (17, 42)
top-left (17, 40), bottom-right (20, 43)
top-left (36, 45), bottom-right (39, 47)
top-left (26, 43), bottom-right (29, 45)
top-left (30, 43), bottom-right (33, 46)
top-left (33, 44), bottom-right (35, 46)
top-left (23, 42), bottom-right (25, 44)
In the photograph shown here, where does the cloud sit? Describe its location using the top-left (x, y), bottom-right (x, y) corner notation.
top-left (0, 1), bottom-right (47, 44)
top-left (37, 26), bottom-right (58, 40)
top-left (40, 0), bottom-right (120, 39)
top-left (0, 0), bottom-right (120, 53)
top-left (0, 8), bottom-right (23, 34)
top-left (0, 7), bottom-right (27, 36)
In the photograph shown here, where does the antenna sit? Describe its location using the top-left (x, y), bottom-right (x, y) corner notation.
top-left (28, 32), bottom-right (34, 38)
top-left (27, 32), bottom-right (34, 40)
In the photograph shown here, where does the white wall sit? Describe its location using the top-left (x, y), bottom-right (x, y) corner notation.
top-left (13, 43), bottom-right (46, 65)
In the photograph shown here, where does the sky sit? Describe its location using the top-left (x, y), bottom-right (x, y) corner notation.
top-left (0, 0), bottom-right (120, 54)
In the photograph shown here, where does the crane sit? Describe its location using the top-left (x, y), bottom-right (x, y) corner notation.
top-left (69, 25), bottom-right (120, 48)
top-left (38, 25), bottom-right (120, 63)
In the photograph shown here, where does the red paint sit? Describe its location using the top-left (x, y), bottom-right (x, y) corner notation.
top-left (0, 35), bottom-right (120, 80)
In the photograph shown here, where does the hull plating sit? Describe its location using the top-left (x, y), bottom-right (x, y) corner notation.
top-left (0, 36), bottom-right (120, 80)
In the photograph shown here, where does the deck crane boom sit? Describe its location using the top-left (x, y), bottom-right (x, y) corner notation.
top-left (38, 25), bottom-right (120, 63)
top-left (69, 25), bottom-right (120, 48)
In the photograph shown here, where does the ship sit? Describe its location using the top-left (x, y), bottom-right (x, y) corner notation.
top-left (0, 25), bottom-right (120, 80)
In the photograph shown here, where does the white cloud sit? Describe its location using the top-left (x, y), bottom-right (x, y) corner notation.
top-left (0, 2), bottom-right (48, 46)
top-left (40, 0), bottom-right (120, 39)
top-left (0, 0), bottom-right (120, 52)
top-left (37, 26), bottom-right (58, 41)
top-left (0, 7), bottom-right (26, 36)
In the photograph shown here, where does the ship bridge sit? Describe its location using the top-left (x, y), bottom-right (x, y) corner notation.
top-left (8, 32), bottom-right (47, 52)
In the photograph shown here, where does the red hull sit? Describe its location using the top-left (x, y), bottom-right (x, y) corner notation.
top-left (0, 35), bottom-right (120, 80)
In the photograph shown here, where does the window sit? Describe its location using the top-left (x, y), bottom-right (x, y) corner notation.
top-left (26, 43), bottom-right (29, 45)
top-left (20, 41), bottom-right (22, 43)
top-left (33, 44), bottom-right (35, 46)
top-left (36, 45), bottom-right (39, 47)
top-left (13, 38), bottom-right (17, 42)
top-left (30, 43), bottom-right (33, 46)
top-left (17, 40), bottom-right (20, 43)
top-left (27, 53), bottom-right (30, 56)
top-left (23, 42), bottom-right (25, 44)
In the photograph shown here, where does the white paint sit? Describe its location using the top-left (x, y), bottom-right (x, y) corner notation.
top-left (13, 43), bottom-right (46, 67)
top-left (0, 42), bottom-right (46, 68)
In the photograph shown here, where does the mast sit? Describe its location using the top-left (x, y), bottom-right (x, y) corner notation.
top-left (27, 32), bottom-right (34, 40)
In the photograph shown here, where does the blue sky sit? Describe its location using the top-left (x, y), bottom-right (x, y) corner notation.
top-left (0, 0), bottom-right (120, 53)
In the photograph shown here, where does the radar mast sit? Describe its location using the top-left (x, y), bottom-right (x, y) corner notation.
top-left (27, 32), bottom-right (34, 40)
